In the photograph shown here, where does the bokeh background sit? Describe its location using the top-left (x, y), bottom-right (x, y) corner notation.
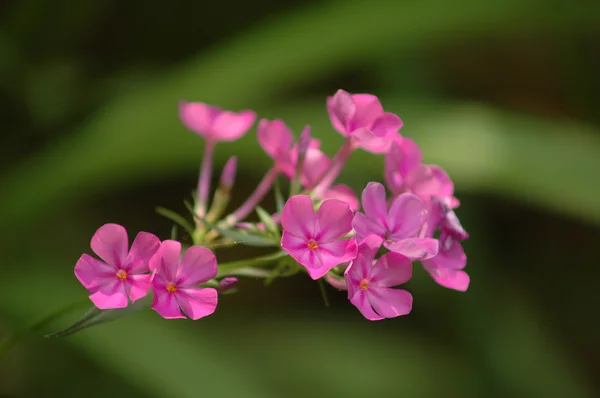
top-left (1, 0), bottom-right (600, 397)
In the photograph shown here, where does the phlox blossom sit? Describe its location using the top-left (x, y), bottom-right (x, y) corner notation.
top-left (179, 101), bottom-right (256, 142)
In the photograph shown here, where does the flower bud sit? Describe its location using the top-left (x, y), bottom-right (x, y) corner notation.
top-left (220, 156), bottom-right (237, 191)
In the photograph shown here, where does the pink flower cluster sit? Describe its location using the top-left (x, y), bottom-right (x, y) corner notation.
top-left (73, 89), bottom-right (469, 324)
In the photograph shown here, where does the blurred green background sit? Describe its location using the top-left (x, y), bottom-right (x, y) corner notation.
top-left (1, 0), bottom-right (600, 396)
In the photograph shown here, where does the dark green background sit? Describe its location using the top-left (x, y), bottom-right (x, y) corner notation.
top-left (1, 0), bottom-right (599, 397)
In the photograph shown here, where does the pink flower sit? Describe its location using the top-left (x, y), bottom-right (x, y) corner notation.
top-left (281, 195), bottom-right (357, 280)
top-left (352, 182), bottom-right (438, 260)
top-left (327, 89), bottom-right (402, 153)
top-left (149, 240), bottom-right (218, 320)
top-left (74, 223), bottom-right (160, 310)
top-left (345, 235), bottom-right (413, 320)
top-left (422, 234), bottom-right (469, 292)
top-left (179, 101), bottom-right (256, 142)
top-left (385, 139), bottom-right (457, 204)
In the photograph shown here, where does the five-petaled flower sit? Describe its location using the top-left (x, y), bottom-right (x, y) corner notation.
top-left (149, 240), bottom-right (218, 320)
top-left (352, 182), bottom-right (439, 260)
top-left (345, 235), bottom-right (413, 320)
top-left (281, 195), bottom-right (357, 280)
top-left (327, 89), bottom-right (403, 153)
top-left (74, 223), bottom-right (160, 309)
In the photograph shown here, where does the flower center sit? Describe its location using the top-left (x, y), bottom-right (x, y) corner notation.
top-left (166, 283), bottom-right (177, 293)
top-left (359, 279), bottom-right (369, 291)
top-left (307, 239), bottom-right (319, 250)
top-left (116, 269), bottom-right (128, 280)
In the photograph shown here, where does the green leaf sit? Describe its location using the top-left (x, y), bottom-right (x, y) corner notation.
top-left (155, 206), bottom-right (195, 236)
top-left (46, 295), bottom-right (152, 338)
top-left (198, 217), bottom-right (278, 247)
top-left (255, 206), bottom-right (280, 238)
top-left (273, 178), bottom-right (286, 214)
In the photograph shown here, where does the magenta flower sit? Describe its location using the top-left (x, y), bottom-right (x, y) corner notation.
top-left (281, 195), bottom-right (357, 280)
top-left (352, 182), bottom-right (438, 260)
top-left (385, 139), bottom-right (459, 207)
top-left (327, 89), bottom-right (403, 154)
top-left (179, 101), bottom-right (256, 142)
top-left (345, 235), bottom-right (413, 320)
top-left (149, 240), bottom-right (218, 320)
top-left (422, 234), bottom-right (469, 291)
top-left (322, 184), bottom-right (360, 212)
top-left (74, 224), bottom-right (160, 310)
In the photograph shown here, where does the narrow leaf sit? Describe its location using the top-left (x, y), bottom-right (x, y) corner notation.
top-left (155, 206), bottom-right (195, 236)
top-left (256, 206), bottom-right (280, 238)
top-left (197, 217), bottom-right (278, 247)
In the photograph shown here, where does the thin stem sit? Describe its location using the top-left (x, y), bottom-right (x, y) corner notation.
top-left (216, 251), bottom-right (288, 278)
top-left (227, 166), bottom-right (279, 226)
top-left (195, 140), bottom-right (216, 219)
top-left (311, 140), bottom-right (354, 199)
top-left (0, 297), bottom-right (90, 357)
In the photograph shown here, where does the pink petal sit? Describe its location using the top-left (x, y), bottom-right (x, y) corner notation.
top-left (349, 289), bottom-right (384, 321)
top-left (344, 235), bottom-right (383, 284)
top-left (309, 239), bottom-right (357, 279)
top-left (361, 182), bottom-right (388, 228)
top-left (323, 184), bottom-right (359, 212)
top-left (368, 287), bottom-right (413, 318)
top-left (432, 238), bottom-right (467, 269)
top-left (399, 138), bottom-right (423, 176)
top-left (125, 274), bottom-right (152, 303)
top-left (386, 238), bottom-right (439, 260)
top-left (370, 252), bottom-right (412, 287)
top-left (353, 130), bottom-right (397, 154)
top-left (351, 94), bottom-right (384, 129)
top-left (211, 110), bottom-right (256, 141)
top-left (325, 274), bottom-right (348, 290)
top-left (152, 290), bottom-right (185, 319)
top-left (90, 223), bottom-right (129, 267)
top-left (423, 264), bottom-right (470, 292)
top-left (176, 246), bottom-right (217, 287)
top-left (179, 101), bottom-right (220, 138)
top-left (301, 148), bottom-right (331, 189)
top-left (370, 112), bottom-right (403, 138)
top-left (126, 231), bottom-right (160, 273)
top-left (328, 89), bottom-right (355, 134)
top-left (175, 288), bottom-right (218, 320)
top-left (257, 119), bottom-right (294, 162)
top-left (74, 254), bottom-right (115, 290)
top-left (149, 240), bottom-right (181, 282)
top-left (429, 165), bottom-right (454, 198)
top-left (281, 195), bottom-right (316, 238)
top-left (281, 232), bottom-right (313, 267)
top-left (387, 193), bottom-right (427, 239)
top-left (385, 141), bottom-right (405, 195)
top-left (315, 199), bottom-right (353, 242)
top-left (352, 212), bottom-right (386, 241)
top-left (89, 280), bottom-right (128, 309)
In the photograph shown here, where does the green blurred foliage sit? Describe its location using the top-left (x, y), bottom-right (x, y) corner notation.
top-left (1, 0), bottom-right (600, 397)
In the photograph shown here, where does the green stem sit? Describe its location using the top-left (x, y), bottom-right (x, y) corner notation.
top-left (0, 297), bottom-right (90, 357)
top-left (216, 251), bottom-right (288, 278)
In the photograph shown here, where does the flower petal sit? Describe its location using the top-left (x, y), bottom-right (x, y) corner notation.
top-left (281, 232), bottom-right (315, 268)
top-left (211, 110), bottom-right (256, 141)
top-left (344, 234), bottom-right (383, 285)
top-left (179, 101), bottom-right (220, 138)
top-left (125, 274), bottom-right (152, 303)
top-left (315, 199), bottom-right (353, 242)
top-left (152, 290), bottom-right (185, 319)
top-left (74, 254), bottom-right (115, 290)
top-left (175, 288), bottom-right (218, 320)
top-left (386, 238), bottom-right (439, 260)
top-left (281, 195), bottom-right (316, 238)
top-left (89, 280), bottom-right (128, 309)
top-left (398, 138), bottom-right (423, 176)
top-left (348, 289), bottom-right (384, 321)
top-left (323, 184), bottom-right (360, 212)
top-left (301, 148), bottom-right (331, 189)
top-left (360, 182), bottom-right (388, 228)
top-left (126, 231), bottom-right (160, 273)
top-left (176, 246), bottom-right (217, 287)
top-left (352, 212), bottom-right (386, 241)
top-left (368, 287), bottom-right (413, 318)
top-left (423, 264), bottom-right (470, 292)
top-left (91, 223), bottom-right (129, 267)
top-left (328, 89), bottom-right (355, 135)
top-left (370, 112), bottom-right (403, 138)
top-left (387, 193), bottom-right (427, 239)
top-left (149, 240), bottom-right (181, 282)
top-left (257, 119), bottom-right (294, 162)
top-left (370, 252), bottom-right (413, 287)
top-left (307, 239), bottom-right (357, 280)
top-left (351, 94), bottom-right (384, 129)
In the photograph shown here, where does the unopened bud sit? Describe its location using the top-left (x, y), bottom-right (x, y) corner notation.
top-left (297, 125), bottom-right (311, 162)
top-left (220, 156), bottom-right (237, 191)
top-left (219, 277), bottom-right (239, 292)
